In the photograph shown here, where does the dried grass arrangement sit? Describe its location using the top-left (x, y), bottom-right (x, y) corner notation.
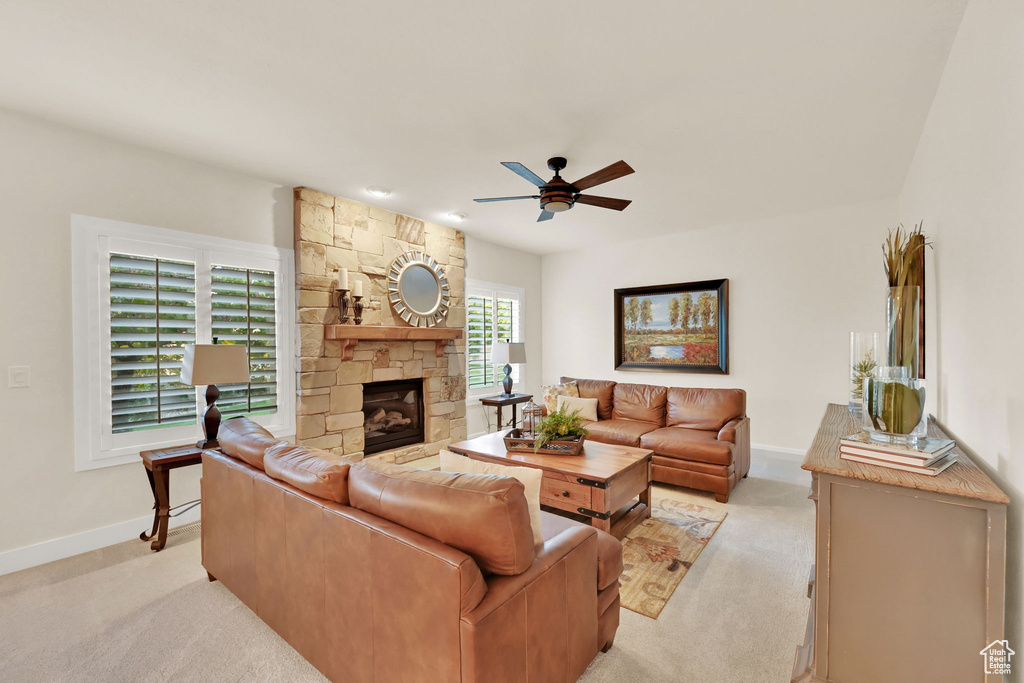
top-left (883, 222), bottom-right (930, 288)
top-left (882, 221), bottom-right (930, 378)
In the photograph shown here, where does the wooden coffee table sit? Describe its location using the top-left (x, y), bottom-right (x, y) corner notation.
top-left (449, 431), bottom-right (653, 540)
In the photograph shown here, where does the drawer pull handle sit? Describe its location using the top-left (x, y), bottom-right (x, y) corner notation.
top-left (562, 490), bottom-right (569, 497)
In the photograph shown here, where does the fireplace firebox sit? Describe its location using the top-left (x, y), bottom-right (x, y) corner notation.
top-left (362, 379), bottom-right (424, 455)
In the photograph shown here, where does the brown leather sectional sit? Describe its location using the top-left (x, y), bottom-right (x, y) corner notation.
top-left (202, 417), bottom-right (623, 682)
top-left (561, 377), bottom-right (750, 503)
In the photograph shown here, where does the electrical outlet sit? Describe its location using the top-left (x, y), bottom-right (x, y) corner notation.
top-left (8, 366), bottom-right (30, 388)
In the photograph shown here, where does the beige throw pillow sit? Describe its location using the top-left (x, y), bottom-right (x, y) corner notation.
top-left (541, 381), bottom-right (580, 414)
top-left (556, 394), bottom-right (599, 422)
top-left (439, 449), bottom-right (544, 548)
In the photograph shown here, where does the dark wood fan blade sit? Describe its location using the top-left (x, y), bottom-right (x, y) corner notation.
top-left (501, 162), bottom-right (548, 187)
top-left (574, 194), bottom-right (632, 211)
top-left (473, 195), bottom-right (539, 203)
top-left (537, 210), bottom-right (555, 222)
top-left (570, 160), bottom-right (635, 191)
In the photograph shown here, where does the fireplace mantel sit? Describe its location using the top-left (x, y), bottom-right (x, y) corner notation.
top-left (324, 325), bottom-right (464, 360)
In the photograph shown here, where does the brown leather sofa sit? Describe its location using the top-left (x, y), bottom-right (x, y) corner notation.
top-left (561, 377), bottom-right (750, 503)
top-left (202, 417), bottom-right (623, 683)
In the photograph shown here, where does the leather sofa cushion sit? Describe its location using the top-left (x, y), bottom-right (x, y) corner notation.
top-left (439, 449), bottom-right (544, 548)
top-left (264, 442), bottom-right (351, 504)
top-left (561, 377), bottom-right (616, 421)
top-left (612, 383), bottom-right (667, 425)
top-left (217, 417), bottom-right (281, 470)
top-left (666, 387), bottom-right (746, 431)
top-left (583, 419), bottom-right (661, 448)
top-left (640, 427), bottom-right (733, 466)
top-left (541, 512), bottom-right (623, 591)
top-left (349, 459), bottom-right (536, 576)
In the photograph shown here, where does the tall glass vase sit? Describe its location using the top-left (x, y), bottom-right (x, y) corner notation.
top-left (887, 286), bottom-right (920, 379)
top-left (865, 285), bottom-right (926, 443)
top-left (849, 332), bottom-right (879, 413)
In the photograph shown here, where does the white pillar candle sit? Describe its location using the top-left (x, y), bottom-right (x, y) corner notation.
top-left (337, 268), bottom-right (349, 290)
top-left (352, 279), bottom-right (363, 297)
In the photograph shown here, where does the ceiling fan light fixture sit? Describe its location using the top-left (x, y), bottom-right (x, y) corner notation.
top-left (544, 201), bottom-right (572, 212)
top-left (365, 186), bottom-right (391, 198)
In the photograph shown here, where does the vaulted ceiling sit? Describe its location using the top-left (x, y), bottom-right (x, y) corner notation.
top-left (0, 0), bottom-right (966, 253)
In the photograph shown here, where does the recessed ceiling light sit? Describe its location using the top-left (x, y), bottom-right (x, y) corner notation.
top-left (447, 212), bottom-right (467, 222)
top-left (365, 186), bottom-right (391, 198)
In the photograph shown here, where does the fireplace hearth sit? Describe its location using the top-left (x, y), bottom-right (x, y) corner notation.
top-left (362, 379), bottom-right (424, 455)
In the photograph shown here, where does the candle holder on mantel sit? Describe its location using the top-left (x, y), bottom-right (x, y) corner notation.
top-left (336, 288), bottom-right (351, 324)
top-left (353, 295), bottom-right (364, 325)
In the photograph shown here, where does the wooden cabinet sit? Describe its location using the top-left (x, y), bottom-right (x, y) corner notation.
top-left (793, 404), bottom-right (1008, 683)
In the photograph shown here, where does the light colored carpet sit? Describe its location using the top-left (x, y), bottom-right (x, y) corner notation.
top-left (619, 499), bottom-right (727, 619)
top-left (0, 460), bottom-right (813, 683)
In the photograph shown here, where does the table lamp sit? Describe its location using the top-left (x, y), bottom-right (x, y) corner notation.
top-left (181, 343), bottom-right (251, 449)
top-left (491, 341), bottom-right (526, 397)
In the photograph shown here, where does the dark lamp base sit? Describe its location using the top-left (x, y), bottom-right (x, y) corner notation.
top-left (200, 384), bottom-right (223, 451)
top-left (501, 363), bottom-right (514, 397)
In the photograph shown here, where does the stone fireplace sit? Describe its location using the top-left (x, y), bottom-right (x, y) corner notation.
top-left (294, 187), bottom-right (467, 464)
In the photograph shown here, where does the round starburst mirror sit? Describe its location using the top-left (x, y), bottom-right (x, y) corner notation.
top-left (387, 251), bottom-right (450, 327)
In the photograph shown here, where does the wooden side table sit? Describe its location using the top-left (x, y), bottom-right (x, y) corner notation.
top-left (478, 393), bottom-right (533, 433)
top-left (139, 444), bottom-right (213, 551)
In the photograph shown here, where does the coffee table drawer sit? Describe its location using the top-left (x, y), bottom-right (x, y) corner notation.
top-left (540, 475), bottom-right (592, 512)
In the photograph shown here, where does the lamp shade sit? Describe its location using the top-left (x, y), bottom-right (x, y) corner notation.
top-left (180, 344), bottom-right (251, 385)
top-left (491, 341), bottom-right (526, 365)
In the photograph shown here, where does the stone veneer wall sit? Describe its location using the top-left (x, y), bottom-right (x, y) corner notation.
top-left (293, 187), bottom-right (467, 464)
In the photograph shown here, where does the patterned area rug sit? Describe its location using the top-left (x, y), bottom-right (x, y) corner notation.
top-left (619, 498), bottom-right (727, 618)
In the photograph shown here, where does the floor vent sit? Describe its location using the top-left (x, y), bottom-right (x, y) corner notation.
top-left (168, 521), bottom-right (202, 538)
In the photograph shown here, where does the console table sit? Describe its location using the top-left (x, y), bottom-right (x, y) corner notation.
top-left (793, 404), bottom-right (1008, 683)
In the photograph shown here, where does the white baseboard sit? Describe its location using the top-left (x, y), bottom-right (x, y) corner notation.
top-left (0, 505), bottom-right (202, 577)
top-left (752, 443), bottom-right (806, 457)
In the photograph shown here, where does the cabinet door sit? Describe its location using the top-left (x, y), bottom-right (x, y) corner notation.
top-left (816, 475), bottom-right (1005, 683)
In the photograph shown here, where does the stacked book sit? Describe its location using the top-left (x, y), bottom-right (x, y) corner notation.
top-left (839, 432), bottom-right (957, 476)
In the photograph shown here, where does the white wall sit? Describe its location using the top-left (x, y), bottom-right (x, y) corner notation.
top-left (541, 198), bottom-right (897, 451)
top-left (0, 108), bottom-right (292, 560)
top-left (898, 0), bottom-right (1024, 650)
top-left (463, 235), bottom-right (543, 437)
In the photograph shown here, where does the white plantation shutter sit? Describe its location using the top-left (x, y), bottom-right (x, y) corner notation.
top-left (467, 294), bottom-right (493, 390)
top-left (466, 282), bottom-right (524, 394)
top-left (109, 253), bottom-right (197, 433)
top-left (73, 215), bottom-right (296, 471)
top-left (210, 266), bottom-right (278, 418)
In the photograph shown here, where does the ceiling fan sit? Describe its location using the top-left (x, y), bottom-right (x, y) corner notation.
top-left (474, 156), bottom-right (635, 222)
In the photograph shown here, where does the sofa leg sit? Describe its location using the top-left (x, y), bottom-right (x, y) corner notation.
top-left (714, 492), bottom-right (729, 504)
top-left (601, 638), bottom-right (615, 653)
top-left (207, 571), bottom-right (217, 583)
top-left (743, 472), bottom-right (748, 478)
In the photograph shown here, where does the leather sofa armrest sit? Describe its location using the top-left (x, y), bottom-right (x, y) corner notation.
top-left (718, 416), bottom-right (748, 443)
top-left (461, 525), bottom-right (597, 624)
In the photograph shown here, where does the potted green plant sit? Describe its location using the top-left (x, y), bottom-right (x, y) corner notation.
top-left (503, 405), bottom-right (590, 455)
top-left (533, 406), bottom-right (590, 453)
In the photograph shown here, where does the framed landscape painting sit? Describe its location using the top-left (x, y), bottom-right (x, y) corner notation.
top-left (614, 279), bottom-right (729, 374)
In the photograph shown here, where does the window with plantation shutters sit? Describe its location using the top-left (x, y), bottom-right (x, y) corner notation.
top-left (109, 254), bottom-right (197, 433)
top-left (210, 266), bottom-right (278, 418)
top-left (73, 215), bottom-right (295, 471)
top-left (466, 281), bottom-right (524, 395)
